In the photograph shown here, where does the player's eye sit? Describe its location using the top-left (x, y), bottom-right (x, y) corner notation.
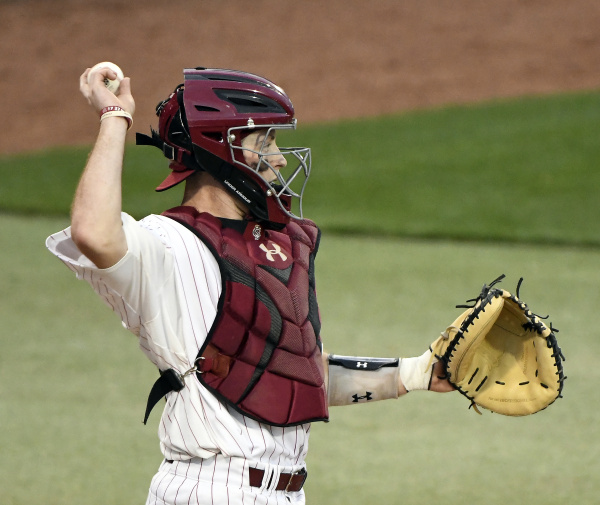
top-left (262, 138), bottom-right (277, 152)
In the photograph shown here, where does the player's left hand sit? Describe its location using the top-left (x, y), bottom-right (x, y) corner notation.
top-left (429, 360), bottom-right (456, 393)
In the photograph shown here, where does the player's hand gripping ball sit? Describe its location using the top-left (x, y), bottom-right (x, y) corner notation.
top-left (88, 62), bottom-right (124, 94)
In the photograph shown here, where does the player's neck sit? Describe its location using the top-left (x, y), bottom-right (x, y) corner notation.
top-left (182, 172), bottom-right (247, 220)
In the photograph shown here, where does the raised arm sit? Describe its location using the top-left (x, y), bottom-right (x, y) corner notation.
top-left (70, 66), bottom-right (135, 269)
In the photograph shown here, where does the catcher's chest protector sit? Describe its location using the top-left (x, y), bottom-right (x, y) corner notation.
top-left (162, 206), bottom-right (329, 426)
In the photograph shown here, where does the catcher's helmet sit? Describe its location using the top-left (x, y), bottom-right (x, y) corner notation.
top-left (136, 67), bottom-right (311, 225)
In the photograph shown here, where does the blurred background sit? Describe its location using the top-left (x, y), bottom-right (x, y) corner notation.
top-left (1, 0), bottom-right (599, 153)
top-left (1, 1), bottom-right (599, 504)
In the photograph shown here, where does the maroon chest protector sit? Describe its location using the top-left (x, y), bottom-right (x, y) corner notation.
top-left (162, 206), bottom-right (329, 427)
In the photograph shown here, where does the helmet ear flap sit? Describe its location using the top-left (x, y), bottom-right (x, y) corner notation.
top-left (175, 86), bottom-right (189, 131)
top-left (137, 83), bottom-right (202, 191)
top-left (163, 87), bottom-right (193, 152)
top-left (167, 113), bottom-right (193, 152)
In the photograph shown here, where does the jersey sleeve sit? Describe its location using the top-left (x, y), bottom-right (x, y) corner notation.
top-left (45, 213), bottom-right (176, 336)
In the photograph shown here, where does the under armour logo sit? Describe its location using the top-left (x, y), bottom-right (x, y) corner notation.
top-left (259, 243), bottom-right (288, 262)
top-left (356, 362), bottom-right (368, 368)
top-left (352, 392), bottom-right (373, 403)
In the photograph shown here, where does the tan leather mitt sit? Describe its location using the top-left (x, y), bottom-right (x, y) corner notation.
top-left (431, 275), bottom-right (565, 416)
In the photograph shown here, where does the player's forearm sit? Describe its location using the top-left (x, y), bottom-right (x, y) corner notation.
top-left (324, 350), bottom-right (447, 406)
top-left (70, 116), bottom-right (128, 268)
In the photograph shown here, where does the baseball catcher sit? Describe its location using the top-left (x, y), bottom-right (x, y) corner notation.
top-left (47, 60), bottom-right (561, 505)
top-left (430, 275), bottom-right (565, 416)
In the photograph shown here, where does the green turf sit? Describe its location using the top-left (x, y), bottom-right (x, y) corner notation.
top-left (1, 214), bottom-right (597, 505)
top-left (2, 90), bottom-right (599, 246)
top-left (0, 145), bottom-right (182, 218)
top-left (297, 90), bottom-right (600, 246)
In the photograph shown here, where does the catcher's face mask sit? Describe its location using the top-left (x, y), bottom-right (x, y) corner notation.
top-left (228, 124), bottom-right (311, 221)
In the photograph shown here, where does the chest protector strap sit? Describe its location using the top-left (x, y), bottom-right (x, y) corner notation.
top-left (162, 206), bottom-right (329, 427)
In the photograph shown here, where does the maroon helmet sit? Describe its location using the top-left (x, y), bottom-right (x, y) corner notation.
top-left (136, 67), bottom-right (311, 225)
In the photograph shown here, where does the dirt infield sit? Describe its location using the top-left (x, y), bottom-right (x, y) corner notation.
top-left (1, 0), bottom-right (599, 154)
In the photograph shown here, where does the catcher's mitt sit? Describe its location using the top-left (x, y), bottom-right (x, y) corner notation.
top-left (432, 275), bottom-right (565, 416)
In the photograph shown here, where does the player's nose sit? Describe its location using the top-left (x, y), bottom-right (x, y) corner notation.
top-left (268, 146), bottom-right (287, 171)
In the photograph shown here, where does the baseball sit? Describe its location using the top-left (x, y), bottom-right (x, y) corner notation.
top-left (88, 61), bottom-right (124, 94)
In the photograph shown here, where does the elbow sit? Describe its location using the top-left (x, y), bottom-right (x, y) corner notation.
top-left (70, 221), bottom-right (127, 268)
top-left (70, 220), bottom-right (90, 250)
top-left (71, 220), bottom-right (103, 256)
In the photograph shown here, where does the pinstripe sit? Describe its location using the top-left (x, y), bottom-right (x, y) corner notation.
top-left (215, 415), bottom-right (248, 458)
top-left (243, 417), bottom-right (256, 454)
top-left (188, 481), bottom-right (199, 505)
top-left (173, 226), bottom-right (212, 336)
top-left (138, 321), bottom-right (177, 368)
top-left (258, 424), bottom-right (269, 461)
top-left (211, 457), bottom-right (217, 505)
top-left (177, 387), bottom-right (205, 448)
top-left (173, 462), bottom-right (187, 505)
top-left (170, 230), bottom-right (206, 348)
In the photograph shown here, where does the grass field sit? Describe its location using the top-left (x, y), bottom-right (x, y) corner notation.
top-left (1, 91), bottom-right (599, 504)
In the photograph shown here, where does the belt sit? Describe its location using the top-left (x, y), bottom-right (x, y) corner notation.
top-left (164, 460), bottom-right (307, 492)
top-left (249, 467), bottom-right (308, 492)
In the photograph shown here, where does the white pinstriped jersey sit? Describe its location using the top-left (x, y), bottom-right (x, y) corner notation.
top-left (46, 213), bottom-right (312, 468)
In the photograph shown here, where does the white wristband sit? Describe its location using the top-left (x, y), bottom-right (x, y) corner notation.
top-left (399, 349), bottom-right (436, 392)
top-left (99, 106), bottom-right (132, 130)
